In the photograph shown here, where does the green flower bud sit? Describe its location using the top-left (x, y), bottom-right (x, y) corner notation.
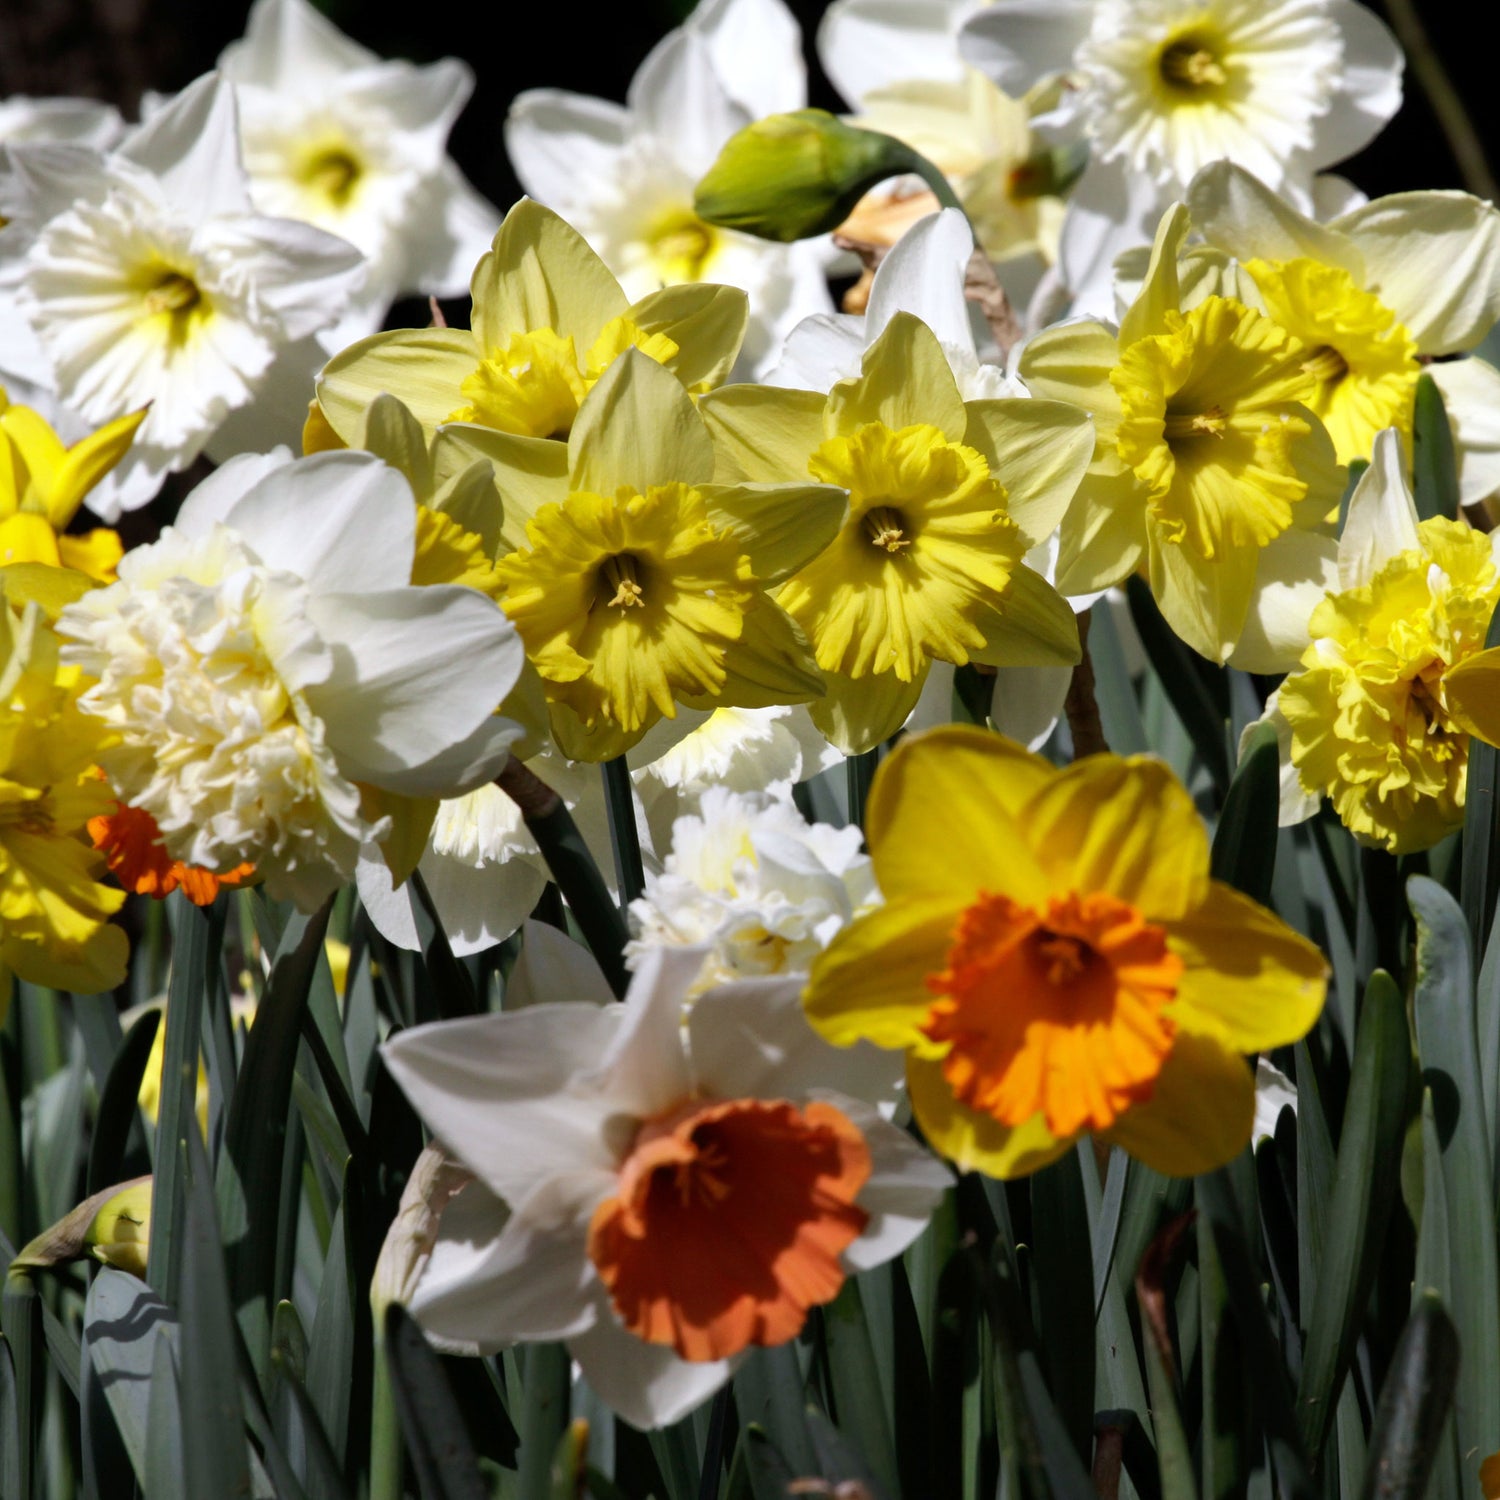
top-left (694, 110), bottom-right (932, 243)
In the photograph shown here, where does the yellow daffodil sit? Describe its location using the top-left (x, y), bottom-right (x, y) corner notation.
top-left (1020, 203), bottom-right (1342, 667)
top-left (1188, 162), bottom-right (1500, 494)
top-left (0, 385), bottom-right (144, 594)
top-left (1263, 430), bottom-right (1500, 853)
top-left (314, 200), bottom-right (749, 449)
top-left (803, 726), bottom-right (1328, 1178)
top-left (477, 349), bottom-right (844, 762)
top-left (701, 309), bottom-right (1090, 752)
top-left (0, 589), bottom-right (128, 1019)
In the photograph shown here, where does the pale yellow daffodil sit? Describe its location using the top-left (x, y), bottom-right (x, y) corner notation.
top-left (471, 348), bottom-right (844, 762)
top-left (701, 310), bottom-right (1090, 753)
top-left (1021, 203), bottom-right (1343, 667)
top-left (0, 385), bottom-right (145, 597)
top-left (1186, 162), bottom-right (1500, 497)
top-left (803, 726), bottom-right (1328, 1179)
top-left (0, 588), bottom-right (128, 1021)
top-left (314, 199), bottom-right (749, 449)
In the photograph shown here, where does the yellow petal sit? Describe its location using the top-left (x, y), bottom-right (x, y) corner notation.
top-left (1440, 646), bottom-right (1500, 746)
top-left (967, 562), bottom-right (1081, 669)
top-left (703, 481), bottom-right (847, 583)
top-left (808, 662), bottom-right (927, 755)
top-left (317, 329), bottom-right (479, 442)
top-left (961, 398), bottom-right (1094, 550)
top-left (802, 896), bottom-right (959, 1053)
top-left (0, 513), bottom-right (61, 568)
top-left (908, 1053), bottom-right (1074, 1178)
top-left (864, 724), bottom-right (1055, 902)
top-left (1118, 202), bottom-right (1192, 350)
top-left (56, 530), bottom-right (123, 585)
top-left (1018, 753), bottom-right (1210, 918)
top-left (1101, 1028), bottom-right (1254, 1177)
top-left (828, 312), bottom-right (968, 443)
top-left (698, 383), bottom-right (828, 482)
top-left (1147, 521), bottom-right (1259, 665)
top-left (46, 406), bottom-right (149, 528)
top-left (1164, 881), bottom-right (1328, 1051)
top-left (0, 562), bottom-right (96, 617)
top-left (1054, 466), bottom-right (1149, 595)
top-left (631, 282), bottom-right (748, 393)
top-left (435, 423), bottom-right (569, 552)
top-left (1018, 320), bottom-right (1124, 431)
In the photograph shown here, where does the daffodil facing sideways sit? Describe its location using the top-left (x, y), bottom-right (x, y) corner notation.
top-left (468, 349), bottom-right (842, 762)
top-left (803, 726), bottom-right (1328, 1178)
top-left (1186, 161), bottom-right (1500, 501)
top-left (2, 73), bottom-right (366, 518)
top-left (0, 589), bottom-right (127, 1019)
top-left (703, 290), bottom-right (1091, 752)
top-left (1254, 430), bottom-right (1500, 855)
top-left (0, 382), bottom-right (143, 588)
top-left (56, 451), bottom-right (525, 911)
top-left (380, 934), bottom-right (946, 1429)
top-left (1020, 203), bottom-right (1342, 667)
top-left (314, 199), bottom-right (748, 451)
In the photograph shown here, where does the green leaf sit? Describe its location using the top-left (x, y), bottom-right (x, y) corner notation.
top-left (517, 1342), bottom-right (571, 1500)
top-left (1460, 602), bottom-right (1500, 962)
top-left (1408, 876), bottom-right (1500, 1487)
top-left (1134, 1214), bottom-right (1198, 1500)
top-left (179, 1128), bottom-right (252, 1499)
top-left (1358, 1294), bottom-right (1461, 1500)
top-left (1411, 373), bottom-right (1459, 523)
top-left (148, 896), bottom-right (224, 1306)
top-left (305, 1172), bottom-right (359, 1473)
top-left (1211, 720), bottom-right (1280, 907)
top-left (217, 898), bottom-right (333, 1382)
top-left (805, 1404), bottom-right (893, 1499)
top-left (824, 1278), bottom-right (900, 1498)
top-left (1295, 970), bottom-right (1411, 1467)
top-left (601, 756), bottom-right (645, 906)
top-left (1085, 600), bottom-right (1149, 757)
top-left (1294, 1038), bottom-right (1337, 1324)
top-left (143, 1334), bottom-right (183, 1500)
top-left (733, 1343), bottom-right (818, 1479)
top-left (0, 1273), bottom-right (40, 1500)
top-left (1030, 1149), bottom-right (1095, 1464)
top-left (1196, 1202), bottom-right (1251, 1500)
top-left (86, 1007), bottom-right (159, 1196)
top-left (408, 868), bottom-right (478, 1020)
top-left (0, 1336), bottom-right (20, 1500)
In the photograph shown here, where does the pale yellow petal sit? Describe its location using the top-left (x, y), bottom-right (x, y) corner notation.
top-left (961, 398), bottom-right (1094, 550)
top-left (698, 384), bottom-right (828, 482)
top-left (967, 562), bottom-right (1081, 669)
top-left (631, 282), bottom-right (748, 392)
top-left (827, 313), bottom-right (967, 443)
top-left (317, 329), bottom-right (480, 441)
top-left (808, 662), bottom-right (927, 755)
top-left (701, 481), bottom-right (847, 583)
top-left (908, 1054), bottom-right (1074, 1178)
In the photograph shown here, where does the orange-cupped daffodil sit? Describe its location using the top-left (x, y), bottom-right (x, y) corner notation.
top-left (802, 725), bottom-right (1328, 1178)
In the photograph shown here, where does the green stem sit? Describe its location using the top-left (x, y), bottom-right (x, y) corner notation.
top-left (846, 749), bottom-right (879, 834)
top-left (901, 147), bottom-right (967, 215)
top-left (601, 754), bottom-right (645, 908)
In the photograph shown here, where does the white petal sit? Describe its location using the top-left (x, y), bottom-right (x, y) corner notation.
top-left (220, 0), bottom-right (376, 85)
top-left (1310, 173), bottom-right (1367, 220)
top-left (818, 0), bottom-right (977, 103)
top-left (201, 335), bottom-right (330, 462)
top-left (688, 976), bottom-right (905, 1109)
top-left (588, 947), bottom-right (699, 1120)
top-left (1056, 159), bottom-right (1165, 319)
top-left (992, 664), bottom-right (1072, 750)
top-left (381, 1004), bottom-right (629, 1203)
top-left (172, 448), bottom-right (293, 537)
top-left (412, 1181), bottom-right (603, 1347)
top-left (1310, 1), bottom-right (1404, 171)
top-left (1188, 161), bottom-right (1363, 278)
top-left (626, 30), bottom-right (749, 179)
top-left (569, 1310), bottom-right (738, 1431)
top-left (691, 0), bottom-right (807, 118)
top-left (1429, 356), bottom-right (1500, 507)
top-left (398, 160), bottom-right (502, 299)
top-left (355, 846), bottom-right (420, 949)
top-left (223, 450), bottom-right (415, 594)
top-left (504, 91), bottom-right (630, 209)
top-left (118, 74), bottom-right (253, 221)
top-left (1338, 192), bottom-right (1500, 354)
top-left (1252, 1058), bottom-right (1298, 1144)
top-left (865, 208), bottom-right (977, 364)
top-left (306, 587), bottom-right (523, 790)
top-left (958, 0), bottom-right (1093, 99)
top-left (761, 313), bottom-right (866, 390)
top-left (1338, 428), bottom-right (1418, 590)
top-left (508, 919), bottom-right (616, 1009)
top-left (1229, 530), bottom-right (1339, 675)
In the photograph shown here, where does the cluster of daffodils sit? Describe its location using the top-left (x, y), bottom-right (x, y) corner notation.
top-left (12, 0), bottom-right (1500, 1441)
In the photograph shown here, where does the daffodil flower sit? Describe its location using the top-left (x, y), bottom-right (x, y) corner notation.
top-left (1020, 202), bottom-right (1342, 666)
top-left (703, 214), bottom-right (1090, 753)
top-left (1186, 161), bottom-right (1500, 503)
top-left (1254, 430), bottom-right (1500, 854)
top-left (803, 725), bottom-right (1328, 1178)
top-left (381, 935), bottom-right (945, 1429)
top-left (3, 73), bottom-right (366, 518)
top-left (56, 451), bottom-right (525, 910)
top-left (315, 198), bottom-right (747, 452)
top-left (0, 591), bottom-right (127, 1020)
top-left (218, 0), bottom-right (499, 343)
top-left (471, 349), bottom-right (841, 762)
top-left (0, 383), bottom-right (143, 590)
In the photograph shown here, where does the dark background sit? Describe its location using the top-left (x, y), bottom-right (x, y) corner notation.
top-left (0, 0), bottom-right (1491, 222)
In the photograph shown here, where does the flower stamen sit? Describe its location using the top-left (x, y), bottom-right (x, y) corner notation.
top-left (1159, 39), bottom-right (1229, 91)
top-left (599, 554), bottom-right (647, 611)
top-left (863, 505), bottom-right (912, 553)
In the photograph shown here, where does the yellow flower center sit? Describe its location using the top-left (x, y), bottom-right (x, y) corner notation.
top-left (1157, 34), bottom-right (1229, 92)
top-left (130, 259), bottom-right (210, 350)
top-left (646, 206), bottom-right (721, 284)
top-left (1112, 296), bottom-right (1320, 559)
top-left (495, 482), bottom-right (757, 735)
top-left (778, 421), bottom-right (1023, 682)
top-left (295, 142), bottom-right (363, 210)
top-left (923, 888), bottom-right (1182, 1137)
top-left (1279, 518), bottom-right (1500, 852)
top-left (448, 317), bottom-right (680, 441)
top-left (1243, 257), bottom-right (1421, 465)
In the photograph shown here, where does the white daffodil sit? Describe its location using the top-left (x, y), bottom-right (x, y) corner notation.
top-left (354, 752), bottom-right (616, 957)
top-left (0, 95), bottom-right (121, 150)
top-left (1187, 161), bottom-right (1500, 506)
top-left (627, 786), bottom-right (877, 991)
top-left (2, 73), bottom-right (365, 517)
top-left (217, 0), bottom-right (498, 343)
top-left (381, 940), bottom-right (945, 1429)
top-left (817, 0), bottom-right (984, 105)
top-left (960, 0), bottom-right (1403, 314)
top-left (505, 0), bottom-right (833, 372)
top-left (56, 450), bottom-right (524, 911)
